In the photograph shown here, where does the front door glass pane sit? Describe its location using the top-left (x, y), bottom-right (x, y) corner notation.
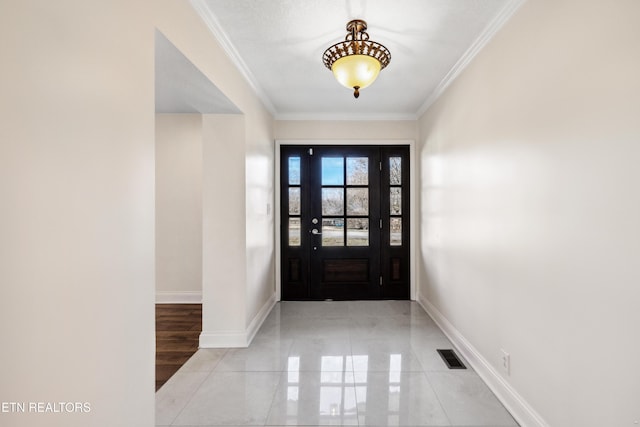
top-left (390, 188), bottom-right (401, 215)
top-left (322, 219), bottom-right (344, 246)
top-left (346, 188), bottom-right (369, 215)
top-left (289, 157), bottom-right (301, 185)
top-left (346, 157), bottom-right (368, 185)
top-left (390, 218), bottom-right (402, 246)
top-left (390, 157), bottom-right (402, 185)
top-left (322, 157), bottom-right (344, 185)
top-left (347, 219), bottom-right (369, 246)
top-left (289, 218), bottom-right (301, 246)
top-left (322, 188), bottom-right (344, 215)
top-left (289, 188), bottom-right (301, 215)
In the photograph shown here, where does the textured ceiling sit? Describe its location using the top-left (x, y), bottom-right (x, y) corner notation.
top-left (190, 0), bottom-right (523, 120)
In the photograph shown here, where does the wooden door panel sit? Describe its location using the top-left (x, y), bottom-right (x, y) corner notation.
top-left (322, 259), bottom-right (369, 282)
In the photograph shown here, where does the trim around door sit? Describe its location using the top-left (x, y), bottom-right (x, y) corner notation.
top-left (275, 139), bottom-right (417, 301)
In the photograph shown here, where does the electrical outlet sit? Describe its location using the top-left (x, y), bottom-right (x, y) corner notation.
top-left (501, 349), bottom-right (510, 376)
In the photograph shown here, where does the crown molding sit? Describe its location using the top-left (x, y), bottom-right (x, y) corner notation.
top-left (274, 112), bottom-right (418, 122)
top-left (416, 0), bottom-right (527, 118)
top-left (191, 0), bottom-right (525, 123)
top-left (190, 0), bottom-right (277, 116)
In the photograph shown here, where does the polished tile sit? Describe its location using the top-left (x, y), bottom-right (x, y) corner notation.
top-left (287, 337), bottom-right (353, 372)
top-left (172, 371), bottom-right (281, 426)
top-left (351, 338), bottom-right (425, 373)
top-left (280, 316), bottom-right (352, 340)
top-left (347, 300), bottom-right (407, 317)
top-left (157, 301), bottom-right (518, 427)
top-left (426, 371), bottom-right (518, 426)
top-left (214, 337), bottom-right (293, 372)
top-left (280, 300), bottom-right (350, 318)
top-left (266, 371), bottom-right (358, 426)
top-left (349, 315), bottom-right (415, 341)
top-left (355, 372), bottom-right (450, 426)
top-left (155, 371), bottom-right (211, 426)
top-left (180, 348), bottom-right (228, 373)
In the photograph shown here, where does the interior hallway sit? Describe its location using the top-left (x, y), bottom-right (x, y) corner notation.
top-left (3, 1), bottom-right (639, 426)
top-left (156, 301), bottom-right (518, 426)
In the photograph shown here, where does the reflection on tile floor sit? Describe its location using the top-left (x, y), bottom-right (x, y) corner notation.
top-left (156, 301), bottom-right (519, 426)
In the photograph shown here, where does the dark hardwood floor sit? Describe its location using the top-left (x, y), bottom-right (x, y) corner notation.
top-left (155, 303), bottom-right (202, 391)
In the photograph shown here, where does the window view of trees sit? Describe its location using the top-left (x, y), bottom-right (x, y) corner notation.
top-left (321, 157), bottom-right (369, 246)
top-left (390, 157), bottom-right (402, 245)
top-left (288, 154), bottom-right (403, 247)
top-left (289, 188), bottom-right (300, 215)
top-left (288, 157), bottom-right (301, 246)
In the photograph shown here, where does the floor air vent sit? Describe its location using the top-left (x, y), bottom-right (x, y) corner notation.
top-left (437, 349), bottom-right (466, 369)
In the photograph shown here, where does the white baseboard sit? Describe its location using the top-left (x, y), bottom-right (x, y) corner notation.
top-left (156, 291), bottom-right (202, 304)
top-left (417, 293), bottom-right (549, 427)
top-left (199, 293), bottom-right (277, 348)
top-left (245, 293), bottom-right (277, 345)
top-left (199, 330), bottom-right (250, 348)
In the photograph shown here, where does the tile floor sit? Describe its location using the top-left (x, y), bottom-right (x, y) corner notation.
top-left (156, 301), bottom-right (518, 426)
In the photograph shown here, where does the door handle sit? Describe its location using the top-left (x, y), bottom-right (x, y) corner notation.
top-left (311, 228), bottom-right (322, 235)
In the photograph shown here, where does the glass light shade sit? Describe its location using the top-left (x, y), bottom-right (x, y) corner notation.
top-left (331, 54), bottom-right (381, 90)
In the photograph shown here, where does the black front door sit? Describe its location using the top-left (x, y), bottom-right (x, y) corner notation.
top-left (281, 145), bottom-right (409, 300)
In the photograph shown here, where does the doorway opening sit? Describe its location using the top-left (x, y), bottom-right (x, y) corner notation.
top-left (280, 145), bottom-right (410, 300)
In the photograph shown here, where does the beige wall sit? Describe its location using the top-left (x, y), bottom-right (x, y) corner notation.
top-left (0, 0), bottom-right (276, 425)
top-left (276, 120), bottom-right (417, 141)
top-left (417, 0), bottom-right (640, 426)
top-left (245, 109), bottom-right (276, 328)
top-left (155, 2), bottom-right (276, 344)
top-left (201, 114), bottom-right (248, 344)
top-left (155, 114), bottom-right (203, 299)
top-left (0, 1), bottom-right (155, 426)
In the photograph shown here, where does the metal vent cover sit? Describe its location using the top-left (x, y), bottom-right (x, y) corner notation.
top-left (437, 349), bottom-right (467, 369)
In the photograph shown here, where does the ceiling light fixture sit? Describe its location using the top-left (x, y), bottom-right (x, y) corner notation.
top-left (322, 19), bottom-right (391, 99)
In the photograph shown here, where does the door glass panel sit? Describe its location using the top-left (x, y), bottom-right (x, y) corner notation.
top-left (390, 187), bottom-right (401, 215)
top-left (346, 157), bottom-right (368, 185)
top-left (322, 218), bottom-right (344, 246)
top-left (289, 187), bottom-right (301, 215)
top-left (390, 157), bottom-right (402, 185)
top-left (321, 157), bottom-right (344, 185)
top-left (322, 188), bottom-right (344, 215)
top-left (390, 218), bottom-right (402, 246)
top-left (346, 188), bottom-right (369, 215)
top-left (289, 157), bottom-right (301, 185)
top-left (289, 218), bottom-right (301, 246)
top-left (347, 219), bottom-right (369, 246)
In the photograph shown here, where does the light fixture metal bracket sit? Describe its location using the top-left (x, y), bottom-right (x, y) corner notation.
top-left (322, 19), bottom-right (391, 71)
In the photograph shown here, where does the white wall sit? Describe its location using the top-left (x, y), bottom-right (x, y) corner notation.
top-left (0, 1), bottom-right (277, 425)
top-left (275, 120), bottom-right (417, 140)
top-left (245, 109), bottom-right (276, 329)
top-left (155, 114), bottom-right (203, 302)
top-left (417, 0), bottom-right (640, 426)
top-left (0, 1), bottom-right (155, 426)
top-left (155, 1), bottom-right (276, 345)
top-left (201, 114), bottom-right (248, 346)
